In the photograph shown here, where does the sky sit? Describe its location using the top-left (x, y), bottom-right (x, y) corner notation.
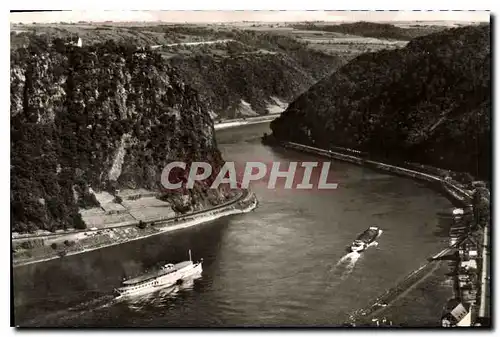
top-left (10, 10), bottom-right (490, 24)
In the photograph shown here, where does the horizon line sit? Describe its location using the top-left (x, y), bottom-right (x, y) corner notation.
top-left (10, 10), bottom-right (490, 24)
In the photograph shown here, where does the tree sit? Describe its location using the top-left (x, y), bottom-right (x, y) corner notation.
top-left (72, 213), bottom-right (87, 230)
top-left (472, 187), bottom-right (490, 228)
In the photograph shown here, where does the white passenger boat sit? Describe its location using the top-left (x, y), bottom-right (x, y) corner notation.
top-left (350, 226), bottom-right (383, 252)
top-left (115, 250), bottom-right (202, 298)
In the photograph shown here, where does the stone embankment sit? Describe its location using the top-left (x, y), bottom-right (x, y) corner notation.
top-left (13, 189), bottom-right (258, 268)
top-left (281, 141), bottom-right (473, 203)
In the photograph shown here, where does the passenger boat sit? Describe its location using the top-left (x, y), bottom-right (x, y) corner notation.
top-left (115, 250), bottom-right (202, 298)
top-left (350, 226), bottom-right (383, 252)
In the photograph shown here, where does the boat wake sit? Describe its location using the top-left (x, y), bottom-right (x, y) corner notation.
top-left (24, 293), bottom-right (116, 326)
top-left (332, 251), bottom-right (361, 280)
top-left (328, 240), bottom-right (380, 285)
top-left (68, 294), bottom-right (116, 312)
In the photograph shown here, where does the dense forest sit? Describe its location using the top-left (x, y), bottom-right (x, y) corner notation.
top-left (271, 25), bottom-right (491, 179)
top-left (11, 38), bottom-right (228, 233)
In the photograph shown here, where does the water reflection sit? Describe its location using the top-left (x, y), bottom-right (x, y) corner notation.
top-left (123, 274), bottom-right (201, 311)
top-left (13, 218), bottom-right (230, 325)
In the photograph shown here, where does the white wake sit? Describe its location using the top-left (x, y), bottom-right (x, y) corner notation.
top-left (328, 240), bottom-right (379, 284)
top-left (333, 251), bottom-right (361, 280)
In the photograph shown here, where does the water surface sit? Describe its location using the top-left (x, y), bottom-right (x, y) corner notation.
top-left (13, 122), bottom-right (453, 326)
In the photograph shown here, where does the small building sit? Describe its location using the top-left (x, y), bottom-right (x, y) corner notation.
top-left (442, 301), bottom-right (472, 327)
top-left (458, 236), bottom-right (479, 260)
top-left (460, 259), bottom-right (478, 271)
top-left (65, 36), bottom-right (82, 47)
top-left (457, 268), bottom-right (477, 280)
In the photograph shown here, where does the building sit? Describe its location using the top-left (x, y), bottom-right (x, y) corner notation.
top-left (458, 236), bottom-right (479, 260)
top-left (442, 300), bottom-right (473, 327)
top-left (65, 36), bottom-right (82, 47)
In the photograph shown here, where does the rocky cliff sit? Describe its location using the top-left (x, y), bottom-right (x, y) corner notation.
top-left (271, 25), bottom-right (491, 179)
top-left (11, 39), bottom-right (231, 233)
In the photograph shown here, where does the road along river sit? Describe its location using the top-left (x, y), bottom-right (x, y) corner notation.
top-left (13, 122), bottom-right (455, 327)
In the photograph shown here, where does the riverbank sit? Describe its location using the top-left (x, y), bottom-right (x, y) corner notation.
top-left (278, 141), bottom-right (474, 203)
top-left (265, 139), bottom-right (490, 326)
top-left (347, 234), bottom-right (468, 325)
top-left (213, 113), bottom-right (280, 130)
top-left (13, 189), bottom-right (258, 268)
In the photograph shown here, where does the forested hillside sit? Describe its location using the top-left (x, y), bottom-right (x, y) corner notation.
top-left (271, 25), bottom-right (491, 179)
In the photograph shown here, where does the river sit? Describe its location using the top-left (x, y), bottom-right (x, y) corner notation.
top-left (13, 122), bottom-right (454, 327)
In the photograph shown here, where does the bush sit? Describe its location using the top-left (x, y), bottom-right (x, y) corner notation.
top-left (172, 203), bottom-right (191, 214)
top-left (58, 250), bottom-right (67, 257)
top-left (20, 241), bottom-right (33, 250)
top-left (472, 187), bottom-right (490, 228)
top-left (51, 243), bottom-right (58, 250)
top-left (137, 220), bottom-right (147, 229)
top-left (114, 195), bottom-right (123, 203)
top-left (64, 240), bottom-right (75, 247)
top-left (72, 214), bottom-right (87, 230)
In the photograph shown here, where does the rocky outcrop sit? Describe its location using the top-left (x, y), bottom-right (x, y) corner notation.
top-left (11, 40), bottom-right (231, 233)
top-left (271, 25), bottom-right (491, 179)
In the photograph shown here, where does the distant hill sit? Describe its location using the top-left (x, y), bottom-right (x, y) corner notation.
top-left (291, 21), bottom-right (448, 40)
top-left (271, 25), bottom-right (491, 179)
top-left (168, 33), bottom-right (347, 118)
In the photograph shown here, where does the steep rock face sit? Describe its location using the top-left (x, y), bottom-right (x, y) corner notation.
top-left (11, 40), bottom-right (228, 233)
top-left (271, 25), bottom-right (490, 179)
